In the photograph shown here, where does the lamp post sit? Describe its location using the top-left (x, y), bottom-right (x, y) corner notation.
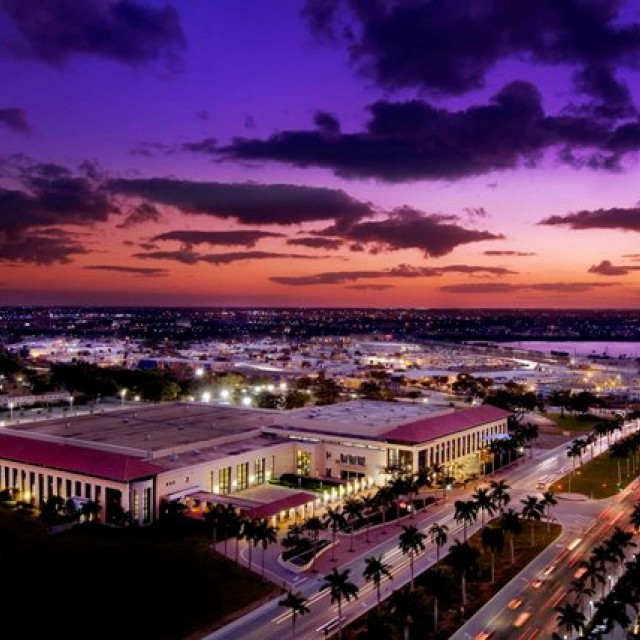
top-left (8, 401), bottom-right (13, 422)
top-left (120, 388), bottom-right (127, 407)
top-left (68, 395), bottom-right (74, 415)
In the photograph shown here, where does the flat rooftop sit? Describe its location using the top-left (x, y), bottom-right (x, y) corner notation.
top-left (6, 403), bottom-right (276, 457)
top-left (279, 400), bottom-right (450, 439)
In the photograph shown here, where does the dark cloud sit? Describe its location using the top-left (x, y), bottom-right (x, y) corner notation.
top-left (138, 242), bottom-right (159, 251)
top-left (116, 202), bottom-right (162, 229)
top-left (440, 281), bottom-right (618, 294)
top-left (569, 65), bottom-right (637, 120)
top-left (0, 232), bottom-right (88, 264)
top-left (83, 264), bottom-right (167, 276)
top-left (588, 260), bottom-right (640, 276)
top-left (133, 249), bottom-right (329, 265)
top-left (539, 206), bottom-right (640, 232)
top-left (314, 111), bottom-right (341, 136)
top-left (346, 284), bottom-right (394, 291)
top-left (1, 0), bottom-right (185, 69)
top-left (151, 229), bottom-right (284, 248)
top-left (286, 236), bottom-right (344, 250)
top-left (0, 108), bottom-right (29, 133)
top-left (129, 141), bottom-right (174, 157)
top-left (271, 263), bottom-right (515, 286)
top-left (109, 178), bottom-right (374, 225)
top-left (464, 207), bottom-right (489, 220)
top-left (318, 207), bottom-right (503, 257)
top-left (182, 137), bottom-right (218, 154)
top-left (219, 81), bottom-right (640, 182)
top-left (302, 0), bottom-right (640, 96)
top-left (483, 250), bottom-right (536, 256)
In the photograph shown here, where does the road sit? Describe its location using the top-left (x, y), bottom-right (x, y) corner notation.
top-left (205, 424), bottom-right (639, 640)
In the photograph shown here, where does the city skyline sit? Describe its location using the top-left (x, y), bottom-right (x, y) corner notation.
top-left (3, 1), bottom-right (640, 307)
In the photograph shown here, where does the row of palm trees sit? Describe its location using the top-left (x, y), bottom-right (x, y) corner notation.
top-left (555, 499), bottom-right (640, 639)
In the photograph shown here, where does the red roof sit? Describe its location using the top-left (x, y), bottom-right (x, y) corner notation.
top-left (381, 405), bottom-right (511, 445)
top-left (0, 434), bottom-right (162, 482)
top-left (246, 491), bottom-right (316, 520)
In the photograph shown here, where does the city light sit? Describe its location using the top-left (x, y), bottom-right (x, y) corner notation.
top-left (201, 391), bottom-right (211, 403)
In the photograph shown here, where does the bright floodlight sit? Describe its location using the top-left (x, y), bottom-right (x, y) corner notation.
top-left (241, 396), bottom-right (252, 407)
top-left (279, 382), bottom-right (287, 391)
top-left (220, 389), bottom-right (230, 400)
top-left (201, 391), bottom-right (211, 403)
top-left (195, 367), bottom-right (204, 378)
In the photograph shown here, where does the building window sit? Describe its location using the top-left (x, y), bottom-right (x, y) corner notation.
top-left (75, 481), bottom-right (81, 496)
top-left (219, 467), bottom-right (231, 495)
top-left (143, 488), bottom-right (151, 524)
top-left (399, 449), bottom-right (413, 471)
top-left (387, 448), bottom-right (399, 470)
top-left (237, 462), bottom-right (249, 491)
top-left (254, 458), bottom-right (266, 484)
top-left (132, 491), bottom-right (139, 519)
top-left (208, 471), bottom-right (214, 493)
top-left (296, 450), bottom-right (312, 476)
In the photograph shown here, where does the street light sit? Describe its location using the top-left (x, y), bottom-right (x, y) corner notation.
top-left (120, 389), bottom-right (127, 406)
top-left (68, 396), bottom-right (74, 415)
top-left (201, 391), bottom-right (211, 403)
top-left (8, 401), bottom-right (13, 422)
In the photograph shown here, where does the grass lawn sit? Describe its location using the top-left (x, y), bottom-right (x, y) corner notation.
top-left (0, 510), bottom-right (279, 640)
top-left (553, 450), bottom-right (636, 499)
top-left (545, 413), bottom-right (602, 433)
top-left (342, 520), bottom-right (561, 639)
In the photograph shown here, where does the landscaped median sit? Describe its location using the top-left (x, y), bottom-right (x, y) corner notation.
top-left (340, 520), bottom-right (562, 639)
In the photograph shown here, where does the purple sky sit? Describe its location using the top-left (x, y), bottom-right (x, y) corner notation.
top-left (2, 0), bottom-right (640, 307)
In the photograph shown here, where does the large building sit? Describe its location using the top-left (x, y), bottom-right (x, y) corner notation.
top-left (0, 401), bottom-right (509, 525)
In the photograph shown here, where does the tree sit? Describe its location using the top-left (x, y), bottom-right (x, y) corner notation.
top-left (375, 485), bottom-right (394, 533)
top-left (609, 440), bottom-right (628, 486)
top-left (500, 508), bottom-right (522, 565)
top-left (254, 518), bottom-right (278, 580)
top-left (324, 507), bottom-right (347, 563)
top-left (540, 491), bottom-right (558, 532)
top-left (204, 503), bottom-right (224, 548)
top-left (555, 602), bottom-right (586, 639)
top-left (363, 554), bottom-right (393, 607)
top-left (389, 587), bottom-right (424, 640)
top-left (520, 495), bottom-right (543, 547)
top-left (568, 578), bottom-right (594, 616)
top-left (595, 595), bottom-right (633, 636)
top-left (428, 522), bottom-right (449, 562)
top-left (446, 539), bottom-right (480, 614)
top-left (481, 526), bottom-right (505, 584)
top-left (241, 518), bottom-right (258, 572)
top-left (319, 567), bottom-right (359, 640)
top-left (278, 590), bottom-right (310, 640)
top-left (303, 516), bottom-right (325, 568)
top-left (454, 499), bottom-right (478, 542)
top-left (489, 479), bottom-right (511, 516)
top-left (361, 493), bottom-right (378, 543)
top-left (472, 487), bottom-right (496, 527)
top-left (630, 499), bottom-right (640, 532)
top-left (343, 497), bottom-right (363, 552)
top-left (398, 524), bottom-right (427, 591)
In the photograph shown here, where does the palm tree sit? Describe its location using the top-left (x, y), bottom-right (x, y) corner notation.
top-left (363, 554), bottom-right (393, 607)
top-left (389, 475), bottom-right (409, 523)
top-left (343, 497), bottom-right (363, 552)
top-left (398, 524), bottom-right (427, 590)
top-left (472, 487), bottom-right (496, 527)
top-left (254, 518), bottom-right (278, 580)
top-left (303, 516), bottom-right (325, 568)
top-left (500, 508), bottom-right (522, 565)
top-left (360, 493), bottom-right (378, 543)
top-left (278, 590), bottom-right (310, 640)
top-left (594, 594), bottom-right (633, 636)
top-left (489, 479), bottom-right (511, 515)
top-left (389, 587), bottom-right (423, 640)
top-left (320, 567), bottom-right (359, 640)
top-left (577, 558), bottom-right (605, 600)
top-left (220, 503), bottom-right (238, 558)
top-left (481, 525), bottom-right (505, 584)
top-left (428, 522), bottom-right (449, 562)
top-left (540, 490), bottom-right (558, 532)
top-left (555, 601), bottom-right (586, 639)
top-left (520, 495), bottom-right (543, 547)
top-left (241, 517), bottom-right (258, 572)
top-left (446, 539), bottom-right (480, 614)
top-left (204, 503), bottom-right (223, 548)
top-left (609, 440), bottom-right (628, 486)
top-left (230, 514), bottom-right (245, 564)
top-left (375, 485), bottom-right (394, 533)
top-left (454, 499), bottom-right (478, 542)
top-left (568, 578), bottom-right (594, 617)
top-left (630, 499), bottom-right (640, 532)
top-left (590, 544), bottom-right (614, 597)
top-left (324, 507), bottom-right (347, 562)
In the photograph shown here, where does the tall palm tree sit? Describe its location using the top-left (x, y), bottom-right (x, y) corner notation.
top-left (324, 507), bottom-right (347, 562)
top-left (454, 499), bottom-right (478, 542)
top-left (254, 518), bottom-right (278, 580)
top-left (375, 485), bottom-right (394, 533)
top-left (428, 522), bottom-right (449, 562)
top-left (363, 554), bottom-right (393, 607)
top-left (204, 503), bottom-right (223, 548)
top-left (360, 493), bottom-right (378, 543)
top-left (540, 490), bottom-right (558, 532)
top-left (343, 497), bottom-right (363, 552)
top-left (590, 544), bottom-right (614, 597)
top-left (320, 567), bottom-right (359, 640)
top-left (220, 503), bottom-right (238, 558)
top-left (304, 515), bottom-right (325, 567)
top-left (472, 487), bottom-right (496, 527)
top-left (389, 587), bottom-right (423, 640)
top-left (489, 479), bottom-right (511, 515)
top-left (230, 514), bottom-right (245, 565)
top-left (577, 559), bottom-right (605, 600)
top-left (520, 495), bottom-right (543, 547)
top-left (398, 524), bottom-right (427, 590)
top-left (481, 525), bottom-right (505, 584)
top-left (609, 440), bottom-right (629, 486)
top-left (594, 594), bottom-right (633, 636)
top-left (278, 590), bottom-right (310, 640)
top-left (500, 508), bottom-right (522, 565)
top-left (241, 517), bottom-right (258, 572)
top-left (446, 539), bottom-right (480, 614)
top-left (389, 475), bottom-right (409, 523)
top-left (555, 602), bottom-right (586, 639)
top-left (568, 578), bottom-right (594, 617)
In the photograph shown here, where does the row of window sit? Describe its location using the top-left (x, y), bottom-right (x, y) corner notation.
top-left (339, 454), bottom-right (366, 466)
top-left (208, 458), bottom-right (267, 495)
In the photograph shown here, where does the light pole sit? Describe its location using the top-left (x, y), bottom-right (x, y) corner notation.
top-left (120, 389), bottom-right (127, 407)
top-left (68, 396), bottom-right (74, 415)
top-left (8, 401), bottom-right (13, 422)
